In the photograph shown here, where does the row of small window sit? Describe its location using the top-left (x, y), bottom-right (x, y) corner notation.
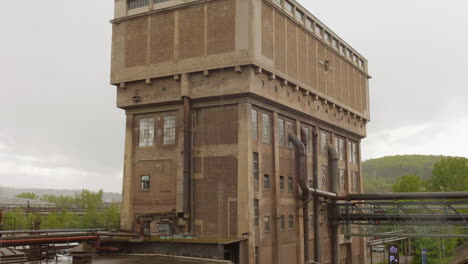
top-left (252, 109), bottom-right (359, 163)
top-left (253, 153), bottom-right (295, 193)
top-left (254, 201), bottom-right (295, 232)
top-left (127, 0), bottom-right (170, 10)
top-left (139, 116), bottom-right (176, 147)
top-left (321, 166), bottom-right (360, 192)
top-left (273, 0), bottom-right (365, 69)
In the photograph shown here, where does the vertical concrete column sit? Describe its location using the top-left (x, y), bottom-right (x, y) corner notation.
top-left (238, 103), bottom-right (254, 264)
top-left (295, 120), bottom-right (305, 264)
top-left (121, 113), bottom-right (135, 231)
top-left (272, 112), bottom-right (280, 264)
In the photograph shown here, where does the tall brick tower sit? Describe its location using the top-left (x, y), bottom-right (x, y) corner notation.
top-left (111, 0), bottom-right (370, 263)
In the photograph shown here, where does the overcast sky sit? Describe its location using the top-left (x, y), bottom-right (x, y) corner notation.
top-left (0, 0), bottom-right (467, 193)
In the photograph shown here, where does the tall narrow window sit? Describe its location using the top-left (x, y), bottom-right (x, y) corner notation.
top-left (141, 175), bottom-right (150, 190)
top-left (288, 215), bottom-right (294, 229)
top-left (254, 199), bottom-right (259, 226)
top-left (264, 174), bottom-right (270, 191)
top-left (352, 171), bottom-right (359, 192)
top-left (163, 115), bottom-right (176, 145)
top-left (320, 131), bottom-right (328, 152)
top-left (139, 118), bottom-right (154, 147)
top-left (280, 176), bottom-right (285, 192)
top-left (332, 38), bottom-right (339, 50)
top-left (252, 109), bottom-right (258, 141)
top-left (262, 113), bottom-right (272, 143)
top-left (280, 215), bottom-right (285, 232)
top-left (324, 32), bottom-right (331, 43)
top-left (340, 44), bottom-right (346, 56)
top-left (264, 216), bottom-right (271, 232)
top-left (295, 9), bottom-right (304, 21)
top-left (334, 137), bottom-right (339, 156)
top-left (253, 152), bottom-right (259, 192)
top-left (286, 121), bottom-right (294, 148)
top-left (278, 119), bottom-right (285, 146)
top-left (321, 165), bottom-right (328, 190)
top-left (339, 169), bottom-right (345, 192)
top-left (285, 1), bottom-right (293, 13)
top-left (348, 141), bottom-right (353, 163)
top-left (339, 138), bottom-right (345, 161)
top-left (306, 18), bottom-right (313, 29)
top-left (288, 177), bottom-right (294, 193)
top-left (352, 143), bottom-right (358, 164)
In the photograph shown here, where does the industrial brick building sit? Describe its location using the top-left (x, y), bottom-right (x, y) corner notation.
top-left (111, 0), bottom-right (370, 263)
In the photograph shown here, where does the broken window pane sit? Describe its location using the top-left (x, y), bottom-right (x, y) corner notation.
top-left (141, 175), bottom-right (150, 190)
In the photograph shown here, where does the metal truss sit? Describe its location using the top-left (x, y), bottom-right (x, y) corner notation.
top-left (331, 200), bottom-right (468, 238)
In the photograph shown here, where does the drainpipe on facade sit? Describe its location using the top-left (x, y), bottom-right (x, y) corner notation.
top-left (311, 128), bottom-right (321, 264)
top-left (183, 96), bottom-right (192, 232)
top-left (327, 144), bottom-right (340, 264)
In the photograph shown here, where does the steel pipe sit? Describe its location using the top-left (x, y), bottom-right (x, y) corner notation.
top-left (347, 192), bottom-right (468, 201)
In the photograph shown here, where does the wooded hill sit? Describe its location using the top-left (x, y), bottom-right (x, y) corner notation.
top-left (362, 155), bottom-right (447, 193)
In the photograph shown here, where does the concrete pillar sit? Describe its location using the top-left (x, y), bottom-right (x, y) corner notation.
top-left (120, 113), bottom-right (135, 231)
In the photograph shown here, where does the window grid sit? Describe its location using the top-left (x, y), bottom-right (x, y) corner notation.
top-left (339, 169), bottom-right (346, 192)
top-left (278, 119), bottom-right (285, 146)
top-left (139, 118), bottom-right (155, 147)
top-left (280, 176), bottom-right (285, 192)
top-left (288, 215), bottom-right (294, 229)
top-left (254, 199), bottom-right (259, 226)
top-left (163, 115), bottom-right (176, 145)
top-left (128, 0), bottom-right (149, 10)
top-left (315, 24), bottom-right (323, 38)
top-left (252, 110), bottom-right (258, 141)
top-left (320, 131), bottom-right (328, 152)
top-left (286, 121), bottom-right (294, 148)
top-left (352, 171), bottom-right (359, 192)
top-left (262, 113), bottom-right (272, 144)
top-left (352, 143), bottom-right (358, 164)
top-left (264, 174), bottom-right (270, 191)
top-left (288, 177), bottom-right (294, 193)
top-left (295, 9), bottom-right (304, 21)
top-left (285, 1), bottom-right (293, 13)
top-left (339, 138), bottom-right (345, 161)
top-left (264, 216), bottom-right (271, 232)
top-left (280, 215), bottom-right (285, 232)
top-left (306, 18), bottom-right (313, 29)
top-left (154, 0), bottom-right (170, 3)
top-left (302, 127), bottom-right (310, 152)
top-left (321, 165), bottom-right (328, 190)
top-left (141, 175), bottom-right (150, 190)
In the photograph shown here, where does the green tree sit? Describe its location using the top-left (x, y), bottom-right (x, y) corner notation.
top-left (426, 157), bottom-right (468, 192)
top-left (16, 192), bottom-right (39, 200)
top-left (392, 174), bottom-right (425, 193)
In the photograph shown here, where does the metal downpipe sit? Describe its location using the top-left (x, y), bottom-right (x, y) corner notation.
top-left (183, 96), bottom-right (192, 231)
top-left (312, 128), bottom-right (321, 263)
top-left (327, 144), bottom-right (340, 264)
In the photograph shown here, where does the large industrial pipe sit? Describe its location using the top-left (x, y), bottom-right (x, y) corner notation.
top-left (312, 128), bottom-right (321, 263)
top-left (183, 96), bottom-right (192, 229)
top-left (347, 192), bottom-right (468, 201)
top-left (327, 144), bottom-right (339, 264)
top-left (0, 236), bottom-right (99, 247)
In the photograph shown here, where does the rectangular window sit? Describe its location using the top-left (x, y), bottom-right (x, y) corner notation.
top-left (280, 215), bottom-right (285, 232)
top-left (278, 118), bottom-right (285, 146)
top-left (339, 169), bottom-right (345, 192)
top-left (128, 0), bottom-right (149, 10)
top-left (254, 199), bottom-right (259, 226)
top-left (295, 9), bottom-right (304, 21)
top-left (347, 49), bottom-right (352, 59)
top-left (359, 59), bottom-right (365, 69)
top-left (315, 24), bottom-right (323, 38)
top-left (253, 152), bottom-right (259, 180)
top-left (286, 121), bottom-right (294, 148)
top-left (264, 174), bottom-right (270, 191)
top-left (302, 127), bottom-right (310, 152)
top-left (347, 141), bottom-right (352, 163)
top-left (139, 118), bottom-right (155, 147)
top-left (141, 175), bottom-right (150, 190)
top-left (332, 38), bottom-right (339, 50)
top-left (340, 44), bottom-right (346, 55)
top-left (353, 54), bottom-right (359, 64)
top-left (306, 18), bottom-right (313, 29)
top-left (262, 113), bottom-right (272, 144)
top-left (324, 32), bottom-right (331, 43)
top-left (285, 1), bottom-right (293, 13)
top-left (252, 109), bottom-right (258, 141)
top-left (163, 115), bottom-right (176, 145)
top-left (339, 138), bottom-right (345, 161)
top-left (352, 171), bottom-right (359, 192)
top-left (321, 165), bottom-right (328, 190)
top-left (154, 0), bottom-right (170, 3)
top-left (288, 215), bottom-right (294, 229)
top-left (280, 176), bottom-right (285, 192)
top-left (352, 143), bottom-right (358, 164)
top-left (264, 216), bottom-right (271, 232)
top-left (288, 177), bottom-right (294, 193)
top-left (334, 137), bottom-right (339, 157)
top-left (320, 131), bottom-right (329, 152)
top-left (274, 0), bottom-right (282, 4)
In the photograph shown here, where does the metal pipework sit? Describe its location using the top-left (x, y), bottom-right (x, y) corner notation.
top-left (327, 144), bottom-right (339, 264)
top-left (183, 96), bottom-right (192, 228)
top-left (312, 128), bottom-right (321, 264)
top-left (347, 192), bottom-right (468, 201)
